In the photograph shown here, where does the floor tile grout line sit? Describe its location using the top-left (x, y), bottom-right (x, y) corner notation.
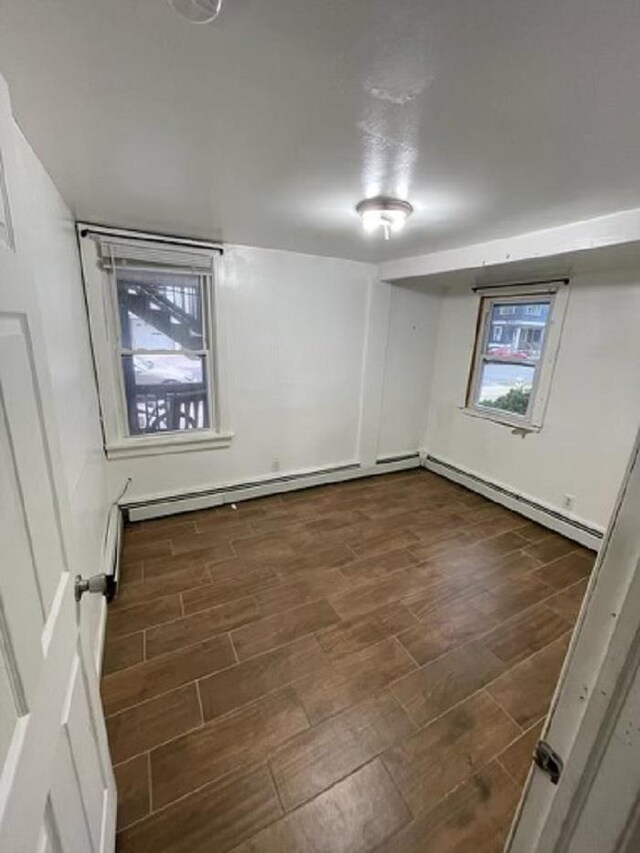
top-left (113, 752), bottom-right (155, 836)
top-left (266, 761), bottom-right (286, 816)
top-left (110, 574), bottom-right (578, 716)
top-left (147, 750), bottom-right (153, 815)
top-left (108, 590), bottom-right (574, 720)
top-left (196, 673), bottom-right (318, 729)
top-left (390, 621), bottom-right (574, 709)
top-left (110, 476), bottom-right (583, 836)
top-left (115, 624), bottom-right (231, 668)
top-left (228, 631), bottom-right (239, 664)
top-left (383, 746), bottom-right (523, 832)
top-left (495, 755), bottom-right (520, 787)
top-left (105, 631), bottom-right (238, 682)
top-left (386, 628), bottom-right (573, 739)
top-left (108, 600), bottom-right (193, 638)
top-left (195, 680), bottom-right (206, 726)
top-left (274, 747), bottom-right (404, 820)
top-left (122, 530), bottom-right (580, 634)
top-left (393, 586), bottom-right (575, 675)
top-left (328, 541), bottom-right (546, 608)
top-left (105, 629), bottom-right (329, 716)
top-left (113, 576), bottom-right (216, 609)
top-left (144, 713), bottom-right (412, 839)
top-left (481, 687), bottom-right (524, 732)
top-left (376, 753), bottom-right (417, 822)
top-left (121, 761), bottom-right (281, 828)
top-left (261, 757), bottom-right (406, 839)
top-left (389, 680), bottom-right (504, 741)
top-left (110, 713), bottom-right (205, 768)
top-left (496, 714), bottom-right (547, 768)
top-left (106, 591), bottom-right (265, 647)
top-left (110, 671), bottom-right (329, 772)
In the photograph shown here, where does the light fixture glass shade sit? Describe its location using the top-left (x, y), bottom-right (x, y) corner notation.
top-left (356, 197), bottom-right (413, 239)
top-left (168, 0), bottom-right (223, 24)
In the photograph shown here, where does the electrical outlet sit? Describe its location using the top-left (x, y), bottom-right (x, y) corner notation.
top-left (563, 494), bottom-right (575, 511)
top-left (272, 457), bottom-right (280, 472)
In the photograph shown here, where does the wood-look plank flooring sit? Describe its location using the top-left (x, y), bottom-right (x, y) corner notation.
top-left (102, 470), bottom-right (596, 852)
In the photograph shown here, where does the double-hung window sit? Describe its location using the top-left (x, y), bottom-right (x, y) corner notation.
top-left (116, 268), bottom-right (210, 436)
top-left (466, 282), bottom-right (569, 430)
top-left (79, 228), bottom-right (232, 458)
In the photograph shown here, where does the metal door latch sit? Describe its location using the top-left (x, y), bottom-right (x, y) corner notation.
top-left (534, 740), bottom-right (563, 784)
top-left (75, 573), bottom-right (116, 603)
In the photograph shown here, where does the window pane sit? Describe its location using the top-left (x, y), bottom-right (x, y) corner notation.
top-left (486, 300), bottom-right (550, 361)
top-left (122, 354), bottom-right (210, 434)
top-left (116, 269), bottom-right (204, 351)
top-left (477, 362), bottom-right (535, 416)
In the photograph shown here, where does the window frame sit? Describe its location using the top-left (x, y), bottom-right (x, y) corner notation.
top-left (464, 282), bottom-right (569, 431)
top-left (111, 264), bottom-right (214, 437)
top-left (79, 230), bottom-right (233, 459)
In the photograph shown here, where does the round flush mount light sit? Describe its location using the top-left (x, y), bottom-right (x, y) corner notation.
top-left (167, 0), bottom-right (223, 24)
top-left (356, 197), bottom-right (413, 240)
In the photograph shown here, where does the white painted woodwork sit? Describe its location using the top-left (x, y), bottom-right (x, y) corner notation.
top-left (12, 126), bottom-right (112, 665)
top-left (0, 74), bottom-right (115, 853)
top-left (78, 233), bottom-right (233, 460)
top-left (508, 428), bottom-right (640, 851)
top-left (126, 455), bottom-right (420, 521)
top-left (424, 456), bottom-right (602, 551)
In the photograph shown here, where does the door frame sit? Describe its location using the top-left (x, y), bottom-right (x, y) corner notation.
top-left (508, 427), bottom-right (640, 850)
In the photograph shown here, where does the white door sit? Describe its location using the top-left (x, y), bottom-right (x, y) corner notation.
top-left (0, 75), bottom-right (115, 852)
top-left (508, 427), bottom-right (640, 851)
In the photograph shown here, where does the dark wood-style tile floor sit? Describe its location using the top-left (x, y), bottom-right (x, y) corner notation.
top-left (102, 470), bottom-right (596, 852)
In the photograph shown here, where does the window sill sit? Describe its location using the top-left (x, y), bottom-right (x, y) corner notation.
top-left (105, 430), bottom-right (234, 460)
top-left (459, 406), bottom-right (541, 434)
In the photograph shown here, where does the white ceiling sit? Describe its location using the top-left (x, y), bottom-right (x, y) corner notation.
top-left (1, 0), bottom-right (640, 262)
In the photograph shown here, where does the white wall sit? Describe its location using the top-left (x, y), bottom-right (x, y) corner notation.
top-left (15, 127), bottom-right (638, 545)
top-left (108, 245), bottom-right (377, 501)
top-left (14, 128), bottom-right (110, 653)
top-left (424, 272), bottom-right (640, 530)
top-left (378, 282), bottom-right (441, 461)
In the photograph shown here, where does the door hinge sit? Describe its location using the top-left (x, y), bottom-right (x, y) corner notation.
top-left (534, 740), bottom-right (563, 784)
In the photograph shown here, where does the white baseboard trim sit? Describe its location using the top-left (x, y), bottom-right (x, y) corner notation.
top-left (123, 455), bottom-right (421, 522)
top-left (95, 599), bottom-right (108, 678)
top-left (95, 503), bottom-right (123, 676)
top-left (423, 454), bottom-right (604, 550)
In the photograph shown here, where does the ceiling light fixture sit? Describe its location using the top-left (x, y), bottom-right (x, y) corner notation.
top-left (167, 0), bottom-right (223, 24)
top-left (356, 197), bottom-right (413, 240)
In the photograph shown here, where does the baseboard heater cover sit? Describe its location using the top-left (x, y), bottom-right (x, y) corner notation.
top-left (95, 503), bottom-right (123, 675)
top-left (124, 454), bottom-right (421, 521)
top-left (424, 454), bottom-right (604, 550)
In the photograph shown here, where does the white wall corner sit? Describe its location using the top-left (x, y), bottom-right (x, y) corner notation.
top-left (421, 288), bottom-right (444, 455)
top-left (356, 279), bottom-right (392, 466)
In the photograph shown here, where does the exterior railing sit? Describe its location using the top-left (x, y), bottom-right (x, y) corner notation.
top-left (129, 383), bottom-right (209, 434)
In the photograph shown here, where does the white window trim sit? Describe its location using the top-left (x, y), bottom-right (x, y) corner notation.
top-left (78, 228), bottom-right (233, 459)
top-left (462, 281), bottom-right (570, 432)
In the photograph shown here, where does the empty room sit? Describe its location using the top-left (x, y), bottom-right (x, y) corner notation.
top-left (2, 1), bottom-right (640, 851)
